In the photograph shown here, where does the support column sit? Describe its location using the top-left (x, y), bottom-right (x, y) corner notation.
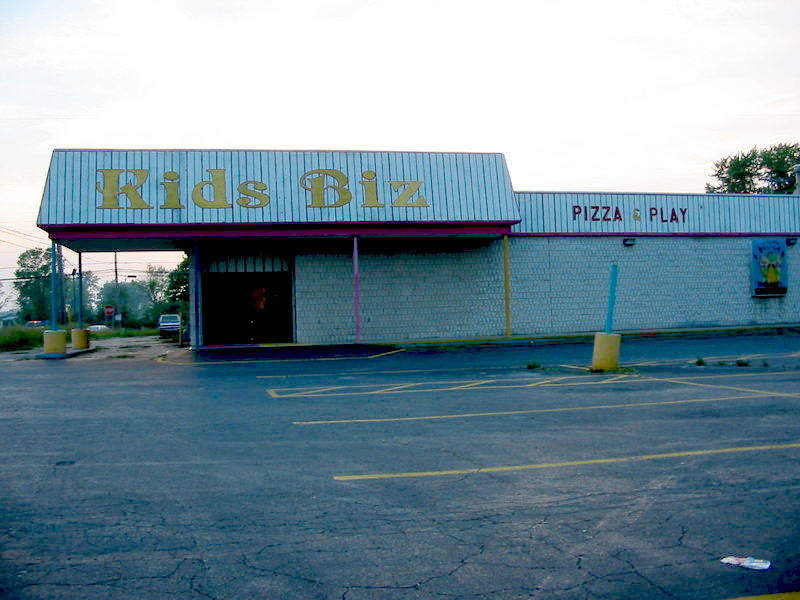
top-left (189, 246), bottom-right (203, 348)
top-left (77, 253), bottom-right (84, 328)
top-left (49, 241), bottom-right (59, 328)
top-left (503, 235), bottom-right (512, 337)
top-left (353, 236), bottom-right (362, 343)
top-left (57, 244), bottom-right (65, 324)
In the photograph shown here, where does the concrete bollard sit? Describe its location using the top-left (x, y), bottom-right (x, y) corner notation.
top-left (43, 330), bottom-right (67, 354)
top-left (71, 328), bottom-right (90, 350)
top-left (590, 332), bottom-right (621, 371)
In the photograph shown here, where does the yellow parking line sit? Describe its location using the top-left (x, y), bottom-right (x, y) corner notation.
top-left (724, 594), bottom-right (800, 600)
top-left (258, 365), bottom-right (524, 379)
top-left (522, 376), bottom-right (571, 387)
top-left (294, 393), bottom-right (768, 426)
top-left (641, 375), bottom-right (800, 398)
top-left (666, 370), bottom-right (800, 381)
top-left (268, 378), bottom-right (503, 397)
top-left (365, 383), bottom-right (424, 394)
top-left (333, 442), bottom-right (800, 481)
top-left (448, 379), bottom-right (497, 390)
top-left (269, 374), bottom-right (629, 398)
top-left (268, 385), bottom-right (344, 398)
top-left (270, 369), bottom-right (799, 399)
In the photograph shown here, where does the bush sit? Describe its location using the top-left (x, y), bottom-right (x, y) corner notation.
top-left (0, 326), bottom-right (42, 351)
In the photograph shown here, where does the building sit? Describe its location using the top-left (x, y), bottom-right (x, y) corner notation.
top-left (37, 150), bottom-right (800, 348)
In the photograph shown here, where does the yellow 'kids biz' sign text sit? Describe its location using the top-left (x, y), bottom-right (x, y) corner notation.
top-left (95, 169), bottom-right (428, 210)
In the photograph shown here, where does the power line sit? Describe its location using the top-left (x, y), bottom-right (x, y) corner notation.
top-left (0, 238), bottom-right (38, 250)
top-left (0, 275), bottom-right (50, 282)
top-left (0, 226), bottom-right (48, 244)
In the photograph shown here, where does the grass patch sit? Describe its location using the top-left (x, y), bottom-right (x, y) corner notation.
top-left (0, 326), bottom-right (42, 352)
top-left (0, 326), bottom-right (160, 353)
top-left (695, 357), bottom-right (706, 366)
top-left (89, 328), bottom-right (158, 339)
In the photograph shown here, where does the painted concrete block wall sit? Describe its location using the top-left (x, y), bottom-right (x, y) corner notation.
top-left (357, 241), bottom-right (505, 342)
top-left (294, 251), bottom-right (355, 344)
top-left (509, 237), bottom-right (800, 335)
top-left (294, 240), bottom-right (506, 344)
top-left (295, 236), bottom-right (798, 344)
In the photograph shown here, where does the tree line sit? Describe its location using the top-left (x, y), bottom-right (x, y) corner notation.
top-left (707, 143), bottom-right (800, 194)
top-left (10, 249), bottom-right (190, 327)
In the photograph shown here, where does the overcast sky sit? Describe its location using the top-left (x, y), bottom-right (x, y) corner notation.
top-left (1, 0), bottom-right (799, 290)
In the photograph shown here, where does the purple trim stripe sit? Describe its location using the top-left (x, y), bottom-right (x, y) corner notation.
top-left (510, 232), bottom-right (800, 238)
top-left (43, 224), bottom-right (515, 240)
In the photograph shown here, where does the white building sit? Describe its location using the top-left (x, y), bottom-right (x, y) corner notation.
top-left (38, 150), bottom-right (800, 348)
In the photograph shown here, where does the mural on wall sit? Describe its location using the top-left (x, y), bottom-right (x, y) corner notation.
top-left (752, 238), bottom-right (788, 297)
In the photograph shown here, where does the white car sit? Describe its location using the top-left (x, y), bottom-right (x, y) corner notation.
top-left (158, 314), bottom-right (182, 337)
top-left (88, 324), bottom-right (109, 332)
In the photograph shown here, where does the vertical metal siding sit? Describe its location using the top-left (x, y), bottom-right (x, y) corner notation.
top-left (205, 253), bottom-right (289, 273)
top-left (37, 150), bottom-right (519, 227)
top-left (512, 192), bottom-right (800, 235)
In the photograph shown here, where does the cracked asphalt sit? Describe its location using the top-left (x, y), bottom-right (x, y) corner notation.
top-left (1, 332), bottom-right (800, 599)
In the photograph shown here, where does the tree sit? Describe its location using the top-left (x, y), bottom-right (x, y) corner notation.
top-left (0, 281), bottom-right (11, 313)
top-left (707, 144), bottom-right (800, 194)
top-left (96, 281), bottom-right (151, 327)
top-left (143, 265), bottom-right (170, 306)
top-left (166, 255), bottom-right (191, 304)
top-left (63, 270), bottom-right (99, 323)
top-left (13, 248), bottom-right (52, 321)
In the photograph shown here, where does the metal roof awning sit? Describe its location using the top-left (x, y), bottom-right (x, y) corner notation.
top-left (38, 149), bottom-right (521, 251)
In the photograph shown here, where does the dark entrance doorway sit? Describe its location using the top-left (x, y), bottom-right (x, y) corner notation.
top-left (202, 272), bottom-right (293, 345)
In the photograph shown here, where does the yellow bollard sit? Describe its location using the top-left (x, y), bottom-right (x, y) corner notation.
top-left (590, 332), bottom-right (621, 372)
top-left (43, 330), bottom-right (67, 354)
top-left (71, 328), bottom-right (90, 350)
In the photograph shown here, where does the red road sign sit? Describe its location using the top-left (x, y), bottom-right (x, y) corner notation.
top-left (104, 305), bottom-right (115, 315)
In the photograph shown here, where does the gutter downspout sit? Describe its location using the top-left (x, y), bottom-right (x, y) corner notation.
top-left (353, 236), bottom-right (362, 343)
top-left (503, 235), bottom-right (512, 336)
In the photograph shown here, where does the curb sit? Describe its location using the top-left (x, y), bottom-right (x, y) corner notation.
top-left (36, 347), bottom-right (99, 360)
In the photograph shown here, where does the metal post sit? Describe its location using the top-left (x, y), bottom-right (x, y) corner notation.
top-left (58, 245), bottom-right (66, 324)
top-left (604, 264), bottom-right (619, 334)
top-left (190, 246), bottom-right (202, 348)
top-left (353, 236), bottom-right (362, 343)
top-left (49, 241), bottom-right (58, 328)
top-left (78, 253), bottom-right (84, 328)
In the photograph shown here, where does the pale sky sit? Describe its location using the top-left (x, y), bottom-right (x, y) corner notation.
top-left (1, 0), bottom-right (799, 293)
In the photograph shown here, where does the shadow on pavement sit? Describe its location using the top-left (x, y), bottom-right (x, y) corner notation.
top-left (191, 344), bottom-right (400, 362)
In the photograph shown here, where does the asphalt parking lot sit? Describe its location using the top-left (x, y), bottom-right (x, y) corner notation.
top-left (1, 332), bottom-right (800, 599)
